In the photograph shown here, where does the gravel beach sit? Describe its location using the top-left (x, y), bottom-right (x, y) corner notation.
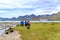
top-left (0, 31), bottom-right (21, 40)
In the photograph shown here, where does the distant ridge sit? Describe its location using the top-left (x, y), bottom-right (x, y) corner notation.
top-left (0, 12), bottom-right (60, 21)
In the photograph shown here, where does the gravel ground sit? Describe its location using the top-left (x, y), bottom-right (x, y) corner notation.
top-left (0, 31), bottom-right (21, 40)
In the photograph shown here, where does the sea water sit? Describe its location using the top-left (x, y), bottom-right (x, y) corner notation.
top-left (0, 26), bottom-right (10, 36)
top-left (0, 21), bottom-right (60, 22)
top-left (0, 29), bottom-right (5, 36)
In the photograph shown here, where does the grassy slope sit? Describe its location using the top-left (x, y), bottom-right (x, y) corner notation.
top-left (13, 22), bottom-right (60, 40)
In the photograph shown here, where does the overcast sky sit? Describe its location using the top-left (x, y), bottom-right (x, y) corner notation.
top-left (0, 0), bottom-right (60, 18)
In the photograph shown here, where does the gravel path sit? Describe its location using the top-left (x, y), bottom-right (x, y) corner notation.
top-left (0, 31), bottom-right (21, 40)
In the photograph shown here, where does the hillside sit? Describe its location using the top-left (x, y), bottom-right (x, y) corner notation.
top-left (49, 11), bottom-right (60, 21)
top-left (0, 12), bottom-right (60, 21)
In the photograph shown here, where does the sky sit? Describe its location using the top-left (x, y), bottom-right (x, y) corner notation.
top-left (0, 0), bottom-right (60, 18)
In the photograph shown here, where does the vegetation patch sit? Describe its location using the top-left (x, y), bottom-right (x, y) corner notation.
top-left (13, 22), bottom-right (60, 40)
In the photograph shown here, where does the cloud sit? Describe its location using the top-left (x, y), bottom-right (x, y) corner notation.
top-left (0, 0), bottom-right (60, 18)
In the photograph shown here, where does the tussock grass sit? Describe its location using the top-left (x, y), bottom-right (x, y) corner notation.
top-left (13, 22), bottom-right (60, 40)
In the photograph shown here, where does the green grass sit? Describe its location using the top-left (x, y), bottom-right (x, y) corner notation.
top-left (13, 22), bottom-right (60, 40)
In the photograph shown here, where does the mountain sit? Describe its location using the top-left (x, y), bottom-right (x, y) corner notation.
top-left (0, 12), bottom-right (60, 21)
top-left (0, 14), bottom-right (40, 21)
top-left (49, 11), bottom-right (60, 21)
